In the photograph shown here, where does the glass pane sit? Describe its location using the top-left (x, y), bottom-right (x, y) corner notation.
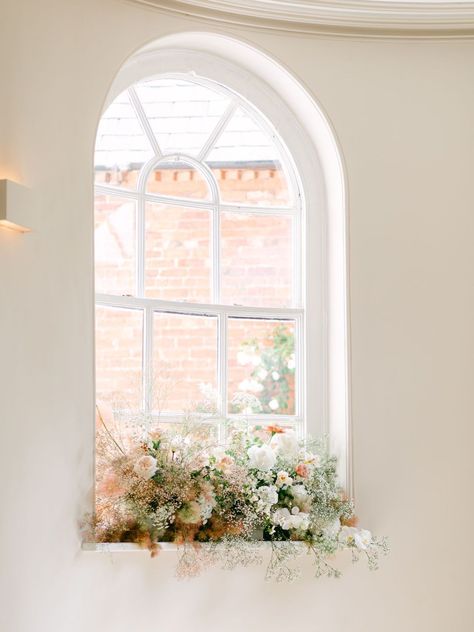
top-left (95, 306), bottom-right (143, 411)
top-left (152, 312), bottom-right (218, 413)
top-left (146, 160), bottom-right (211, 200)
top-left (145, 203), bottom-right (212, 302)
top-left (153, 422), bottom-right (218, 444)
top-left (94, 195), bottom-right (136, 296)
top-left (135, 78), bottom-right (230, 157)
top-left (206, 108), bottom-right (291, 206)
top-left (221, 212), bottom-right (293, 308)
top-left (228, 318), bottom-right (295, 415)
top-left (94, 90), bottom-right (154, 189)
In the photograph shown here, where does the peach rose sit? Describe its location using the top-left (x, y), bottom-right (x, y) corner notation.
top-left (133, 455), bottom-right (158, 480)
top-left (295, 463), bottom-right (310, 478)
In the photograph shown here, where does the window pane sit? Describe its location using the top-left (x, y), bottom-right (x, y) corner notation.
top-left (152, 312), bottom-right (218, 413)
top-left (135, 79), bottom-right (230, 157)
top-left (145, 203), bottom-right (212, 302)
top-left (221, 212), bottom-right (293, 308)
top-left (206, 108), bottom-right (291, 206)
top-left (94, 90), bottom-right (154, 189)
top-left (95, 195), bottom-right (136, 296)
top-left (228, 318), bottom-right (295, 415)
top-left (95, 306), bottom-right (143, 411)
top-left (146, 160), bottom-right (211, 201)
top-left (154, 422), bottom-right (218, 444)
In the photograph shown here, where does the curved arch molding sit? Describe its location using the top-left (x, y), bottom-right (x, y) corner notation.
top-left (129, 0), bottom-right (474, 37)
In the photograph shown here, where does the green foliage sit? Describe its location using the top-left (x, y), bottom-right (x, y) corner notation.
top-left (234, 324), bottom-right (295, 414)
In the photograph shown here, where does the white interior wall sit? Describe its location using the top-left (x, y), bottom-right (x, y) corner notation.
top-left (0, 1), bottom-right (473, 631)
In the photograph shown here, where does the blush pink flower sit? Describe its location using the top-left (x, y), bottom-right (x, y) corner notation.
top-left (295, 463), bottom-right (310, 478)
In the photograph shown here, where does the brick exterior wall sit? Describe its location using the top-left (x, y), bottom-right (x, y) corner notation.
top-left (95, 165), bottom-right (295, 417)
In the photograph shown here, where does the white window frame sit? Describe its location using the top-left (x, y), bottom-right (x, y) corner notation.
top-left (95, 35), bottom-right (352, 492)
top-left (96, 73), bottom-right (304, 437)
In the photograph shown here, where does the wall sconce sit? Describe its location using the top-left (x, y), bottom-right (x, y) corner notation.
top-left (0, 179), bottom-right (31, 233)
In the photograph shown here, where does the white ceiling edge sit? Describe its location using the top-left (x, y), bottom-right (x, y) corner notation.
top-left (129, 0), bottom-right (474, 35)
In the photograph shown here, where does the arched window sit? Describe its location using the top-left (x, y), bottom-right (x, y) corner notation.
top-left (93, 37), bottom-right (350, 489)
top-left (95, 75), bottom-right (302, 434)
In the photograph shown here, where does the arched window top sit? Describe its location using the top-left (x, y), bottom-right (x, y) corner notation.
top-left (95, 76), bottom-right (296, 206)
top-left (94, 74), bottom-right (301, 310)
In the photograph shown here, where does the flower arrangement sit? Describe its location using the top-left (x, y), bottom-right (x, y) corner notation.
top-left (89, 405), bottom-right (387, 581)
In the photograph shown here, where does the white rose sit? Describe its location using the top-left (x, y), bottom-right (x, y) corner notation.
top-left (247, 444), bottom-right (276, 471)
top-left (133, 455), bottom-right (157, 480)
top-left (291, 484), bottom-right (308, 503)
top-left (291, 511), bottom-right (310, 531)
top-left (257, 485), bottom-right (279, 507)
top-left (276, 470), bottom-right (293, 488)
top-left (270, 430), bottom-right (299, 459)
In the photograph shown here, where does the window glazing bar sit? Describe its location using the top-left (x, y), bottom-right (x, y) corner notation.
top-left (96, 294), bottom-right (302, 320)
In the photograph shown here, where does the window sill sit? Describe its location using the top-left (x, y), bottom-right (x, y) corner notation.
top-left (81, 541), bottom-right (308, 553)
top-left (82, 542), bottom-right (178, 552)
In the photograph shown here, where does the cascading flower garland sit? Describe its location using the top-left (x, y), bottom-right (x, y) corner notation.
top-left (89, 407), bottom-right (387, 581)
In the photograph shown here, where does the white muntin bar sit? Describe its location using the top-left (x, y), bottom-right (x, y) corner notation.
top-left (95, 294), bottom-right (302, 320)
top-left (128, 86), bottom-right (162, 158)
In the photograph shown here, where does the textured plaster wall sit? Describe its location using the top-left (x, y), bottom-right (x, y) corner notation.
top-left (0, 1), bottom-right (473, 631)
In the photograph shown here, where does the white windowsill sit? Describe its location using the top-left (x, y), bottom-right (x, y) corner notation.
top-left (81, 541), bottom-right (306, 553)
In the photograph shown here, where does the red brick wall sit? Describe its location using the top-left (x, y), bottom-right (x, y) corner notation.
top-left (95, 165), bottom-right (295, 417)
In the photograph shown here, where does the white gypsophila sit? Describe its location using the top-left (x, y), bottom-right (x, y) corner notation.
top-left (275, 470), bottom-right (293, 488)
top-left (272, 507), bottom-right (310, 531)
top-left (247, 444), bottom-right (276, 471)
top-left (271, 430), bottom-right (299, 459)
top-left (133, 455), bottom-right (158, 480)
top-left (255, 469), bottom-right (273, 485)
top-left (323, 517), bottom-right (342, 539)
top-left (338, 526), bottom-right (373, 550)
